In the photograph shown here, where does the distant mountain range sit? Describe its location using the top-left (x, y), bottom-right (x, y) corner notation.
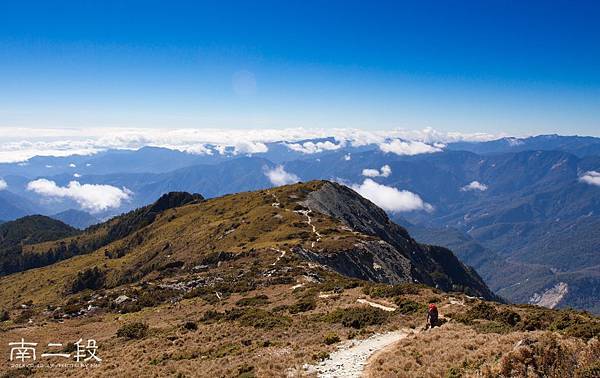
top-left (0, 134), bottom-right (598, 312)
top-left (51, 209), bottom-right (100, 229)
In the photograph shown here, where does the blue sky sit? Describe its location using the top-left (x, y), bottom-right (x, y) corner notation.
top-left (1, 1), bottom-right (599, 135)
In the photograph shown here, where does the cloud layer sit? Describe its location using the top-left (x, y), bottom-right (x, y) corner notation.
top-left (461, 181), bottom-right (488, 192)
top-left (362, 165), bottom-right (391, 178)
top-left (284, 140), bottom-right (344, 154)
top-left (26, 179), bottom-right (132, 213)
top-left (379, 140), bottom-right (443, 156)
top-left (264, 165), bottom-right (300, 186)
top-left (351, 179), bottom-right (433, 213)
top-left (0, 127), bottom-right (500, 163)
top-left (579, 171), bottom-right (600, 186)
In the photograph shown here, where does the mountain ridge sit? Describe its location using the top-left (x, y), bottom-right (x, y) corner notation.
top-left (0, 181), bottom-right (496, 311)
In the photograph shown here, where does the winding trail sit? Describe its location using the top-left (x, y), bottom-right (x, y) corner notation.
top-left (305, 329), bottom-right (411, 378)
top-left (356, 299), bottom-right (396, 312)
top-left (271, 248), bottom-right (287, 266)
top-left (294, 209), bottom-right (322, 247)
top-left (267, 190), bottom-right (321, 248)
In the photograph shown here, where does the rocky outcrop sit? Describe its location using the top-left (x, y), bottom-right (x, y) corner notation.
top-left (529, 282), bottom-right (569, 309)
top-left (294, 240), bottom-right (412, 285)
top-left (300, 181), bottom-right (498, 300)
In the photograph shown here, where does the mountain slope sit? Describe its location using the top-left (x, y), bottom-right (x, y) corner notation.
top-left (0, 190), bottom-right (37, 220)
top-left (0, 215), bottom-right (79, 275)
top-left (0, 192), bottom-right (204, 277)
top-left (0, 181), bottom-right (495, 312)
top-left (52, 209), bottom-right (100, 229)
top-left (0, 182), bottom-right (597, 378)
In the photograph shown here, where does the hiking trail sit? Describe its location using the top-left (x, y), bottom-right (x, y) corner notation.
top-left (301, 329), bottom-right (411, 377)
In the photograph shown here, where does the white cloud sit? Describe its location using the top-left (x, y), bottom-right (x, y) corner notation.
top-left (263, 165), bottom-right (300, 186)
top-left (26, 179), bottom-right (131, 213)
top-left (380, 165), bottom-right (392, 177)
top-left (461, 181), bottom-right (488, 192)
top-left (0, 127), bottom-right (502, 163)
top-left (351, 179), bottom-right (433, 213)
top-left (231, 141), bottom-right (268, 155)
top-left (379, 139), bottom-right (443, 156)
top-left (361, 168), bottom-right (380, 178)
top-left (0, 178), bottom-right (7, 190)
top-left (73, 173), bottom-right (82, 178)
top-left (284, 140), bottom-right (344, 154)
top-left (344, 154), bottom-right (351, 161)
top-left (579, 171), bottom-right (600, 186)
top-left (362, 165), bottom-right (392, 178)
top-left (69, 163), bottom-right (76, 168)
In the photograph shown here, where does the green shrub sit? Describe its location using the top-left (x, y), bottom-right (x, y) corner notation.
top-left (183, 321), bottom-right (197, 331)
top-left (496, 309), bottom-right (521, 326)
top-left (237, 364), bottom-right (255, 378)
top-left (137, 287), bottom-right (176, 308)
top-left (116, 322), bottom-right (148, 339)
top-left (319, 278), bottom-right (361, 292)
top-left (70, 267), bottom-right (105, 293)
top-left (237, 309), bottom-right (290, 329)
top-left (201, 310), bottom-right (224, 323)
top-left (394, 299), bottom-right (422, 314)
top-left (313, 351), bottom-right (330, 361)
top-left (363, 283), bottom-right (419, 298)
top-left (271, 304), bottom-right (289, 313)
top-left (288, 298), bottom-right (316, 314)
top-left (517, 310), bottom-right (551, 331)
top-left (466, 302), bottom-right (497, 321)
top-left (561, 319), bottom-right (600, 340)
top-left (516, 308), bottom-right (600, 339)
top-left (323, 332), bottom-right (341, 345)
top-left (450, 303), bottom-right (523, 331)
top-left (473, 320), bottom-right (511, 334)
top-left (119, 302), bottom-right (142, 314)
top-left (62, 303), bottom-right (82, 315)
top-left (324, 306), bottom-right (389, 329)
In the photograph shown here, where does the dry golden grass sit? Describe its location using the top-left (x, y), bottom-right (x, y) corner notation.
top-left (0, 281), bottom-right (423, 377)
top-left (366, 318), bottom-right (599, 378)
top-left (366, 322), bottom-right (538, 378)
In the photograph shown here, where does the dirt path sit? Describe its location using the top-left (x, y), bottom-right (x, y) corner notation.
top-left (362, 331), bottom-right (412, 378)
top-left (294, 209), bottom-right (322, 247)
top-left (271, 247), bottom-right (287, 265)
top-left (304, 329), bottom-right (411, 377)
top-left (356, 298), bottom-right (396, 312)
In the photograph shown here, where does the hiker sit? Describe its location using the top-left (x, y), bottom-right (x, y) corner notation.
top-left (425, 303), bottom-right (438, 330)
